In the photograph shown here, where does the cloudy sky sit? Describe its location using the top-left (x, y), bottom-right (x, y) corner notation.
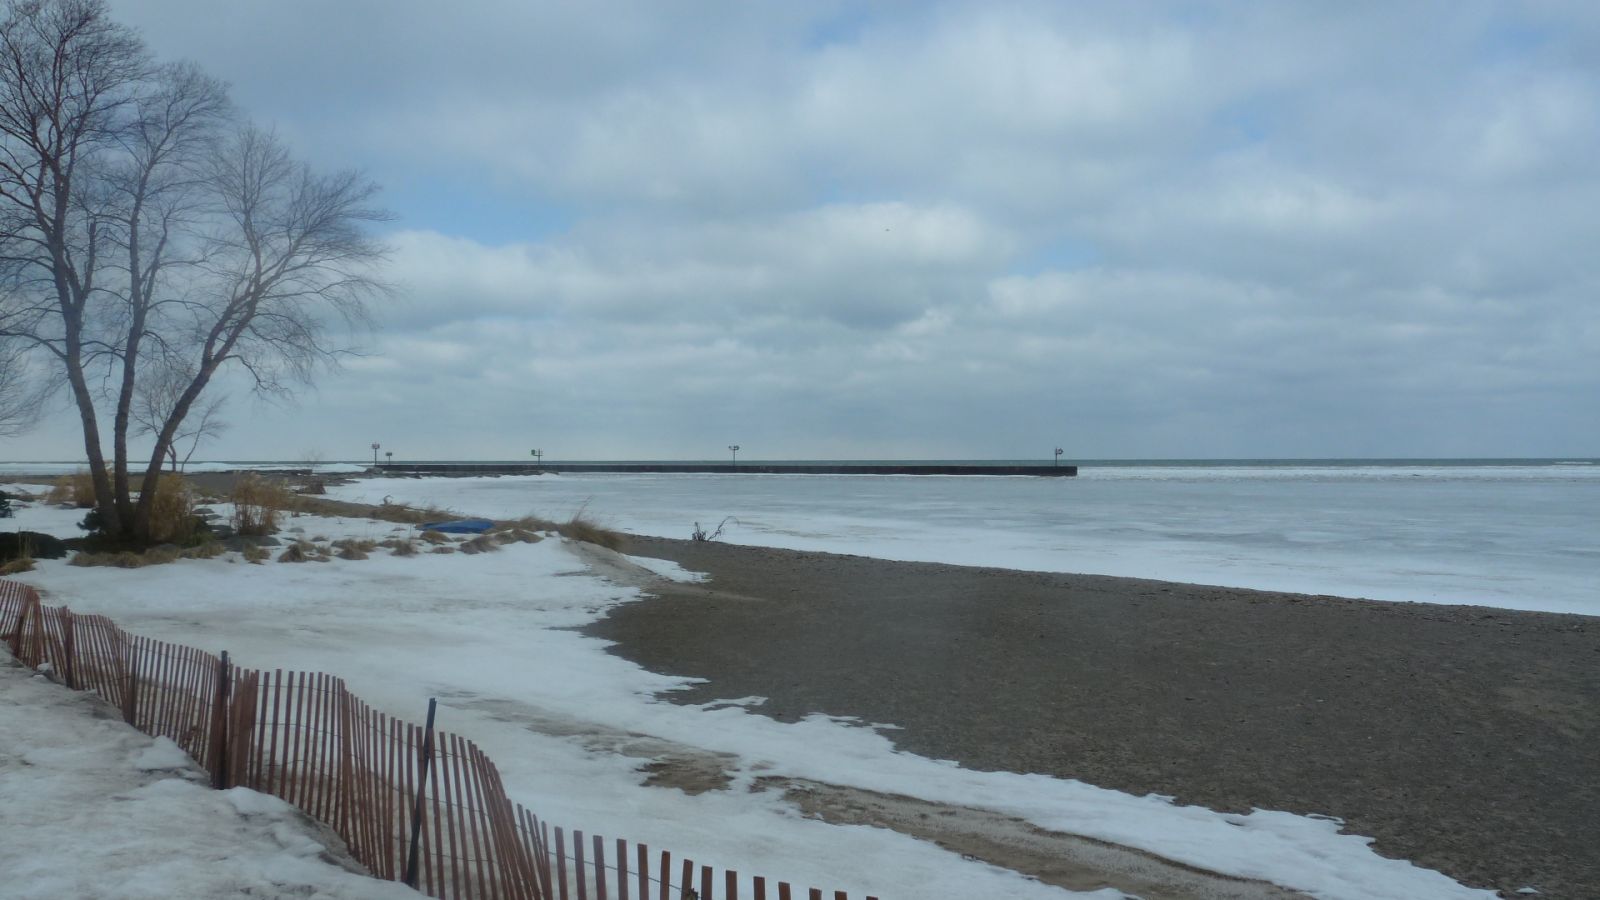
top-left (10, 1), bottom-right (1600, 461)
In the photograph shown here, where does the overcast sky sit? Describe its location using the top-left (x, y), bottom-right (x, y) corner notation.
top-left (9, 1), bottom-right (1600, 461)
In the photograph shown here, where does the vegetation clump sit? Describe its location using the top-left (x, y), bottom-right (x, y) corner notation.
top-left (277, 541), bottom-right (314, 563)
top-left (558, 514), bottom-right (624, 551)
top-left (232, 475), bottom-right (294, 536)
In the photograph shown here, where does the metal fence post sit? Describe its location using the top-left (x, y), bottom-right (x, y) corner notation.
top-left (404, 697), bottom-right (438, 889)
top-left (210, 650), bottom-right (231, 789)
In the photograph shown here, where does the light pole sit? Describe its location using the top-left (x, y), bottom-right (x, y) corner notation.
top-left (729, 445), bottom-right (740, 467)
top-left (371, 442), bottom-right (380, 466)
top-left (385, 451), bottom-right (393, 466)
top-left (1054, 447), bottom-right (1064, 468)
top-left (530, 448), bottom-right (543, 465)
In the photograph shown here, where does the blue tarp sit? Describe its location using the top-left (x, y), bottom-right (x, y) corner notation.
top-left (419, 518), bottom-right (495, 534)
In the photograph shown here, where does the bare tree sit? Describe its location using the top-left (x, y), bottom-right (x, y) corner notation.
top-left (132, 360), bottom-right (225, 472)
top-left (0, 0), bottom-right (386, 542)
top-left (0, 335), bottom-right (45, 435)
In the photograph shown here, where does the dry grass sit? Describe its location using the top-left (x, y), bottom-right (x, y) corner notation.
top-left (179, 540), bottom-right (226, 560)
top-left (144, 474), bottom-right (197, 544)
top-left (495, 528), bottom-right (543, 545)
top-left (383, 538), bottom-right (418, 557)
top-left (368, 502), bottom-right (459, 525)
top-left (558, 513), bottom-right (625, 551)
top-left (232, 475), bottom-right (294, 536)
top-left (332, 538), bottom-right (377, 561)
top-left (69, 547), bottom-right (180, 569)
top-left (46, 471), bottom-right (98, 508)
top-left (0, 558), bottom-right (34, 575)
top-left (429, 545), bottom-right (455, 555)
top-left (242, 545), bottom-right (271, 564)
top-left (458, 534), bottom-right (501, 555)
top-left (419, 530), bottom-right (451, 545)
top-left (277, 541), bottom-right (313, 563)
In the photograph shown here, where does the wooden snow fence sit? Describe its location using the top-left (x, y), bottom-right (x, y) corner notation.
top-left (0, 580), bottom-right (877, 900)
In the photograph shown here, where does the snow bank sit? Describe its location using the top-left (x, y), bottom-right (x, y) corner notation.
top-left (0, 651), bottom-right (417, 900)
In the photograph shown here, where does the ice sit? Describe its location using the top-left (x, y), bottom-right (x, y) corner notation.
top-left (325, 465), bottom-right (1600, 615)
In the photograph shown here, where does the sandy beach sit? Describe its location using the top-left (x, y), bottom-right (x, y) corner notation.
top-left (597, 536), bottom-right (1600, 899)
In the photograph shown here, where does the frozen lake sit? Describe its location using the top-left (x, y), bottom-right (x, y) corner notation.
top-left (331, 461), bottom-right (1600, 616)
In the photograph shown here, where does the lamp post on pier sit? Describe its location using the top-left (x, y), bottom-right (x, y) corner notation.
top-left (530, 448), bottom-right (543, 465)
top-left (1054, 447), bottom-right (1064, 468)
top-left (371, 442), bottom-right (380, 466)
top-left (729, 445), bottom-right (740, 467)
top-left (385, 451), bottom-right (393, 466)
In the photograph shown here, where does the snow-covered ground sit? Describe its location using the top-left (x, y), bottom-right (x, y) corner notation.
top-left (1, 486), bottom-right (1499, 899)
top-left (0, 648), bottom-right (417, 900)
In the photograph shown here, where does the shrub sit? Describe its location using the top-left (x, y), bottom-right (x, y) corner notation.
top-left (386, 539), bottom-right (418, 557)
top-left (419, 530), bottom-right (451, 545)
top-left (691, 517), bottom-right (737, 542)
top-left (1, 531), bottom-right (67, 562)
top-left (242, 545), bottom-right (270, 564)
top-left (232, 474), bottom-right (293, 536)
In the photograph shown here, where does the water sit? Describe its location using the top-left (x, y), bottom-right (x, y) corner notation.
top-left (312, 459), bottom-right (1600, 616)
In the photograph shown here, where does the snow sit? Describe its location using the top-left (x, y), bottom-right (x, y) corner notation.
top-left (0, 493), bottom-right (1498, 899)
top-left (0, 651), bottom-right (418, 900)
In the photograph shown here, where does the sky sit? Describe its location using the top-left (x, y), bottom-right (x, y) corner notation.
top-left (6, 0), bottom-right (1600, 461)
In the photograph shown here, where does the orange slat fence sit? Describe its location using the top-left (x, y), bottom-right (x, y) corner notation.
top-left (0, 580), bottom-right (878, 900)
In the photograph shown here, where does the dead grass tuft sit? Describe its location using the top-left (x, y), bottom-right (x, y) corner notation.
top-left (242, 545), bottom-right (270, 564)
top-left (180, 541), bottom-right (226, 560)
top-left (419, 530), bottom-right (451, 545)
top-left (558, 513), bottom-right (625, 551)
top-left (429, 545), bottom-right (455, 555)
top-left (0, 558), bottom-right (34, 575)
top-left (277, 541), bottom-right (312, 563)
top-left (47, 471), bottom-right (98, 508)
top-left (385, 539), bottom-right (418, 557)
top-left (464, 534), bottom-right (499, 554)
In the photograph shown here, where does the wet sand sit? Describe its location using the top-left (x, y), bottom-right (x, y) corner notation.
top-left (589, 536), bottom-right (1600, 899)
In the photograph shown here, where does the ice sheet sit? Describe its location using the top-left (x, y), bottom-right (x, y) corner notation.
top-left (326, 466), bottom-right (1600, 615)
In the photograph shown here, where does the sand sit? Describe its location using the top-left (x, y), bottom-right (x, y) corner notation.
top-left (592, 536), bottom-right (1600, 899)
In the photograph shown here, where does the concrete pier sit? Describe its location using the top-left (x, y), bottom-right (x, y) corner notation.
top-left (373, 462), bottom-right (1078, 477)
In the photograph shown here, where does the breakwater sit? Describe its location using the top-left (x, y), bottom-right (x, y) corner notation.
top-left (374, 462), bottom-right (1078, 477)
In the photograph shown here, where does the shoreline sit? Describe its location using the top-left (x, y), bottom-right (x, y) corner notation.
top-left (594, 535), bottom-right (1599, 899)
